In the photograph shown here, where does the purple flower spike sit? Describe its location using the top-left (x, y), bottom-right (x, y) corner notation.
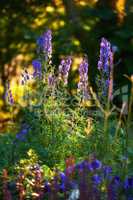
top-left (98, 37), bottom-right (111, 73)
top-left (37, 29), bottom-right (52, 60)
top-left (59, 56), bottom-right (72, 85)
top-left (78, 58), bottom-right (90, 100)
top-left (32, 59), bottom-right (42, 78)
top-left (97, 37), bottom-right (114, 100)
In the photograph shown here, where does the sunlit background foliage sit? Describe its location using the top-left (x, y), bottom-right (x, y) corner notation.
top-left (0, 0), bottom-right (133, 127)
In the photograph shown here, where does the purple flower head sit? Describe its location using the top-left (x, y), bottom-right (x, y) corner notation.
top-left (92, 174), bottom-right (102, 185)
top-left (59, 57), bottom-right (72, 85)
top-left (124, 177), bottom-right (133, 190)
top-left (37, 29), bottom-right (52, 60)
top-left (91, 159), bottom-right (102, 170)
top-left (79, 58), bottom-right (88, 77)
top-left (97, 38), bottom-right (114, 100)
top-left (32, 59), bottom-right (42, 78)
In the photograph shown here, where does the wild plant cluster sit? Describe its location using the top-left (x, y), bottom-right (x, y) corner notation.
top-left (1, 30), bottom-right (133, 199)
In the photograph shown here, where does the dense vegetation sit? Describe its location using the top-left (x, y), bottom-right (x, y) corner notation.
top-left (0, 1), bottom-right (133, 199)
top-left (0, 29), bottom-right (133, 199)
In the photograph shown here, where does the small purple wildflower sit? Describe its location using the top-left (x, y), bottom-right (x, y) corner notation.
top-left (48, 74), bottom-right (55, 86)
top-left (92, 174), bottom-right (102, 185)
top-left (91, 159), bottom-right (102, 170)
top-left (59, 57), bottom-right (72, 85)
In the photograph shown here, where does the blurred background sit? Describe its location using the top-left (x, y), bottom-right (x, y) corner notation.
top-left (0, 0), bottom-right (133, 130)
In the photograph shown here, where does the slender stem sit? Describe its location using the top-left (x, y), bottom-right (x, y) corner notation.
top-left (125, 79), bottom-right (133, 173)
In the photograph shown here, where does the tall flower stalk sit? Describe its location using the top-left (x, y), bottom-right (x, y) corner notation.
top-left (37, 29), bottom-right (52, 63)
top-left (78, 57), bottom-right (90, 101)
top-left (95, 38), bottom-right (115, 157)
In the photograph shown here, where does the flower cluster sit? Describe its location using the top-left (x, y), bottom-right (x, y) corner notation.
top-left (5, 81), bottom-right (14, 105)
top-left (2, 158), bottom-right (133, 199)
top-left (20, 69), bottom-right (30, 85)
top-left (97, 37), bottom-right (114, 100)
top-left (43, 158), bottom-right (133, 200)
top-left (48, 73), bottom-right (56, 87)
top-left (78, 58), bottom-right (90, 100)
top-left (32, 59), bottom-right (42, 78)
top-left (37, 29), bottom-right (52, 60)
top-left (58, 57), bottom-right (72, 85)
top-left (98, 37), bottom-right (112, 72)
